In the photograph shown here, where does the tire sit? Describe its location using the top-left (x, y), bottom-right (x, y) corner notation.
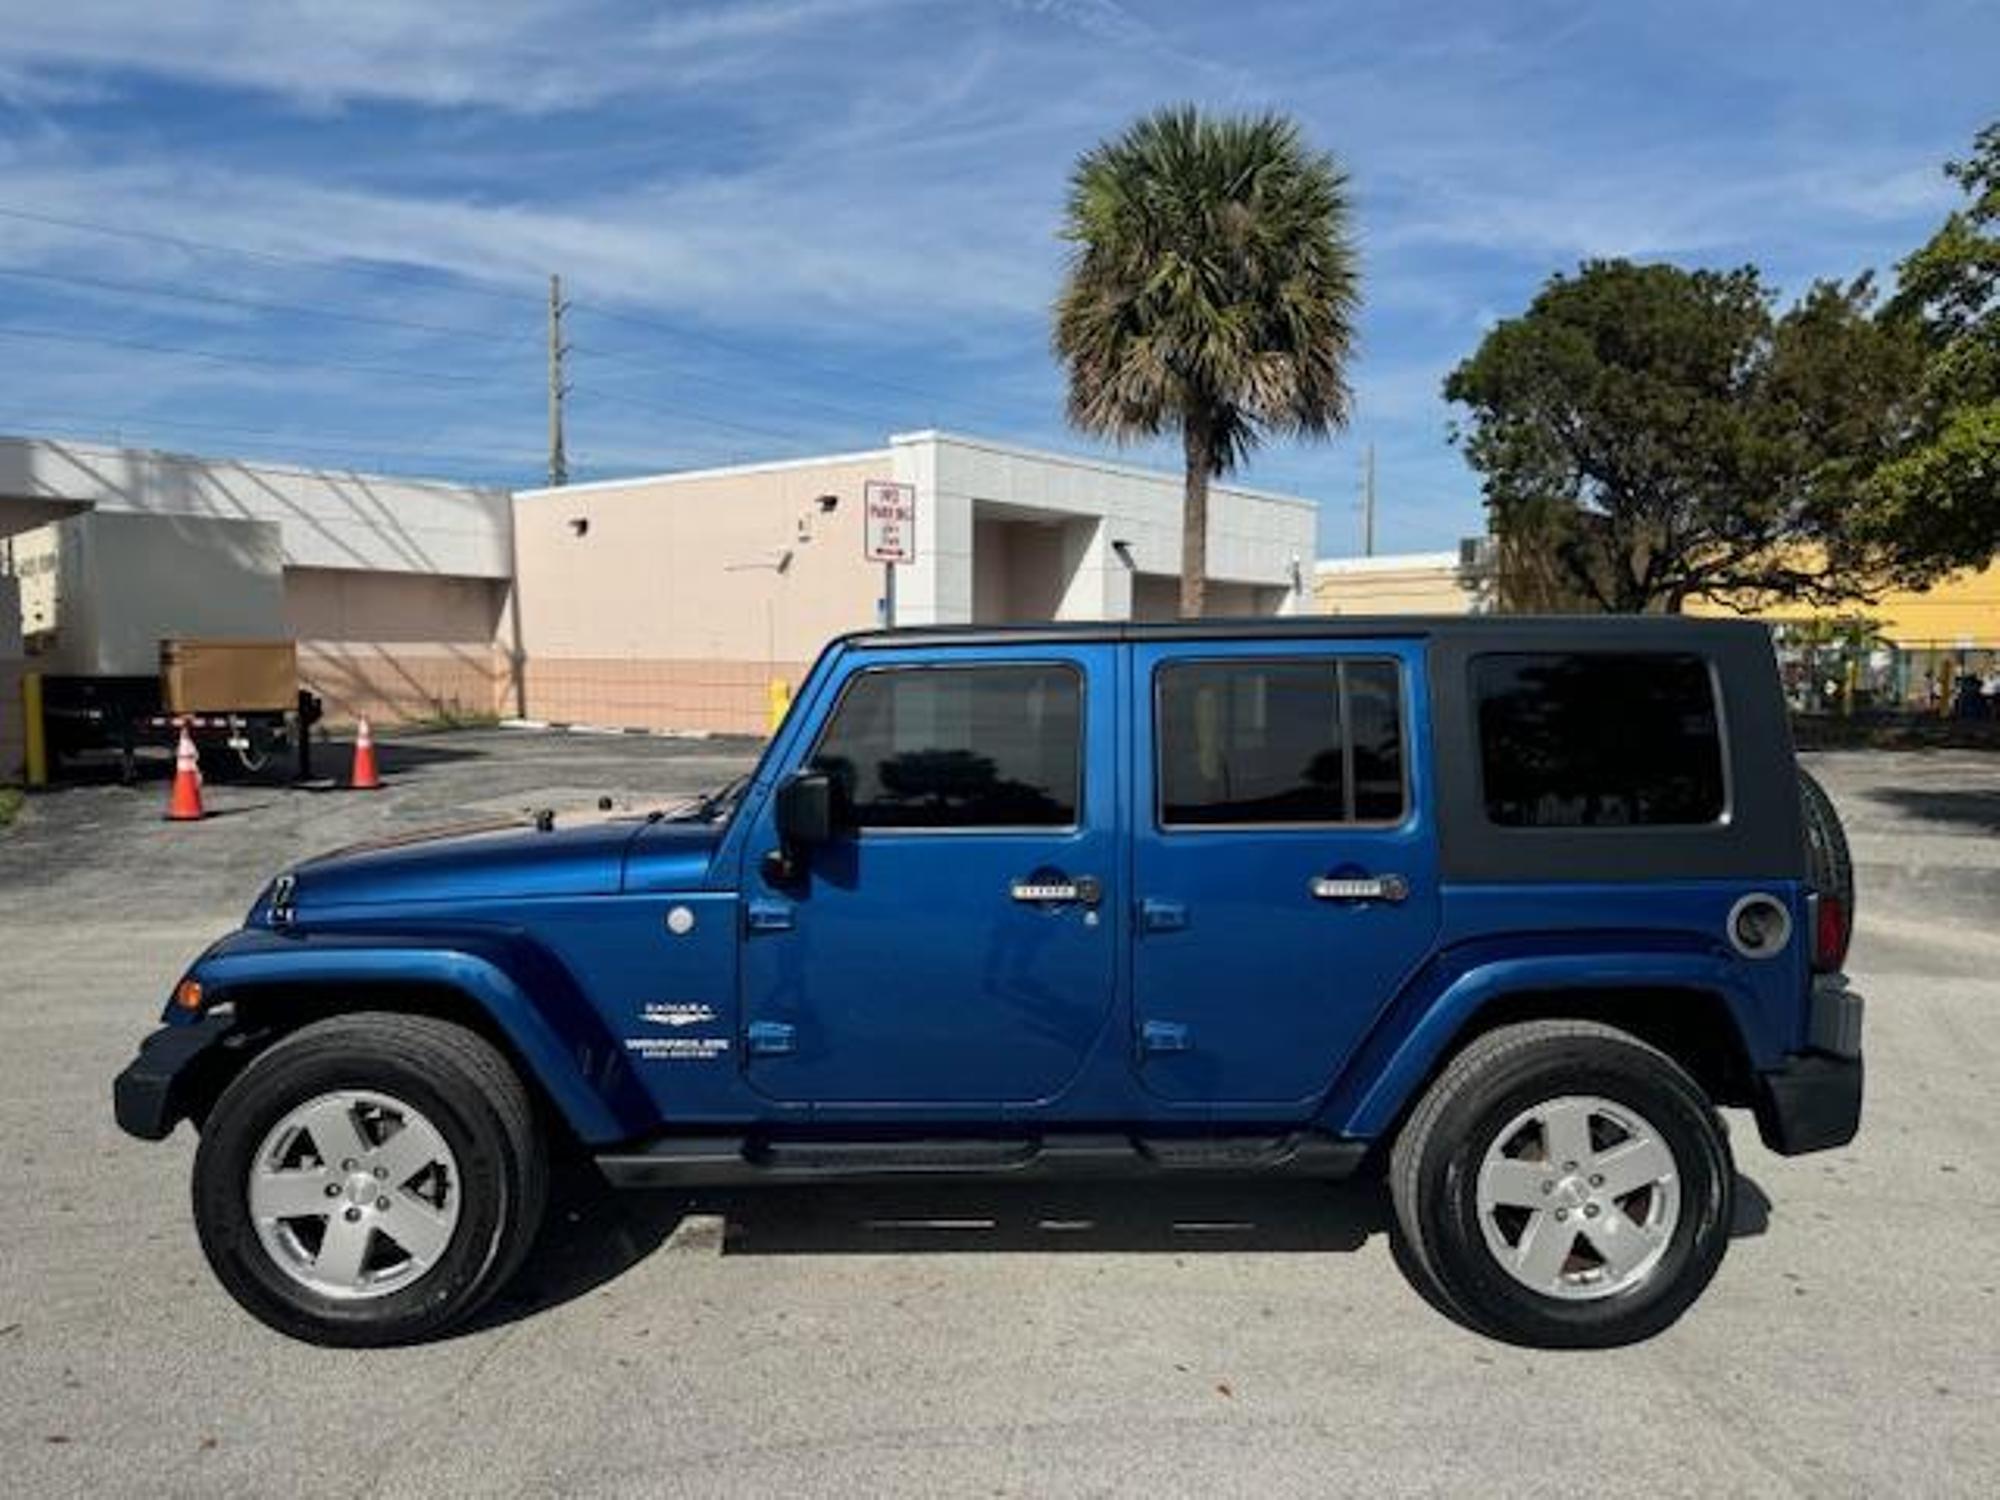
top-left (192, 1013), bottom-right (547, 1347)
top-left (1390, 1020), bottom-right (1733, 1349)
top-left (1798, 766), bottom-right (1855, 913)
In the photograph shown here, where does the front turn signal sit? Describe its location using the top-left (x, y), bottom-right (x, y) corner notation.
top-left (173, 978), bottom-right (204, 1013)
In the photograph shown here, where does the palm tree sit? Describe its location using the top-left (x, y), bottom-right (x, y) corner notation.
top-left (1054, 106), bottom-right (1360, 617)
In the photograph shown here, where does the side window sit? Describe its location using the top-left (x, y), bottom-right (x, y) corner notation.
top-left (1347, 659), bottom-right (1406, 822)
top-left (1473, 652), bottom-right (1725, 827)
top-left (1156, 658), bottom-right (1406, 826)
top-left (809, 664), bottom-right (1082, 829)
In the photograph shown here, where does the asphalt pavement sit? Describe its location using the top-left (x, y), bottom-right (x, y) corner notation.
top-left (1, 731), bottom-right (1995, 1497)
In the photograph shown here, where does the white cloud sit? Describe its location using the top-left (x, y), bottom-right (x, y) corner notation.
top-left (0, 151), bottom-right (1054, 333)
top-left (0, 0), bottom-right (930, 113)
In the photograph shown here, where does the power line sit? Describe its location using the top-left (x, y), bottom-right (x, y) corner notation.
top-left (0, 405), bottom-right (536, 452)
top-left (0, 325), bottom-right (522, 388)
top-left (0, 264), bottom-right (530, 344)
top-left (570, 342), bottom-right (943, 432)
top-left (568, 300), bottom-right (1026, 427)
top-left (572, 382), bottom-right (837, 450)
top-left (0, 410), bottom-right (545, 475)
top-left (0, 201), bottom-right (1040, 435)
top-left (0, 203), bottom-right (535, 305)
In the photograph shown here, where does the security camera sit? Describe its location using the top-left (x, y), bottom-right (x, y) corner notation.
top-left (816, 493), bottom-right (840, 512)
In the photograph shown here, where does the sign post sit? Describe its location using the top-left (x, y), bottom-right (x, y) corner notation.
top-left (863, 479), bottom-right (917, 627)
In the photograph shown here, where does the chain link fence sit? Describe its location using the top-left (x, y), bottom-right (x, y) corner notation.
top-left (1774, 626), bottom-right (2000, 722)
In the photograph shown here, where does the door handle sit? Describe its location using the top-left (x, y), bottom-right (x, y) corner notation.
top-left (1011, 874), bottom-right (1102, 907)
top-left (1310, 873), bottom-right (1410, 904)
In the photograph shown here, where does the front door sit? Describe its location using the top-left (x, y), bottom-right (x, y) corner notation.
top-left (1130, 639), bottom-right (1441, 1108)
top-left (738, 646), bottom-right (1119, 1107)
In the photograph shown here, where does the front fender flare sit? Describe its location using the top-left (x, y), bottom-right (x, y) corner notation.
top-left (181, 925), bottom-right (653, 1145)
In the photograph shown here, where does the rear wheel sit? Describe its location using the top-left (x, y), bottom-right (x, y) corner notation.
top-left (1390, 1020), bottom-right (1733, 1348)
top-left (192, 1013), bottom-right (546, 1346)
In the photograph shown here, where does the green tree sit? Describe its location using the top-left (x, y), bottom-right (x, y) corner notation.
top-left (1871, 123), bottom-right (2000, 574)
top-left (1054, 106), bottom-right (1359, 616)
top-left (1445, 259), bottom-right (1921, 613)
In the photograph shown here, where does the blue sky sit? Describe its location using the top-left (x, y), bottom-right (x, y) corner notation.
top-left (0, 1), bottom-right (1993, 556)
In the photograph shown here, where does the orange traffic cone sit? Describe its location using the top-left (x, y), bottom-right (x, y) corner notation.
top-left (165, 725), bottom-right (206, 821)
top-left (348, 717), bottom-right (383, 790)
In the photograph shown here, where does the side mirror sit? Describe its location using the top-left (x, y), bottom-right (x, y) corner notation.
top-left (765, 770), bottom-right (834, 885)
top-left (774, 769), bottom-right (834, 849)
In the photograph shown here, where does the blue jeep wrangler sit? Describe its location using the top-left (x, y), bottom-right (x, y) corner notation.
top-left (115, 617), bottom-right (1861, 1348)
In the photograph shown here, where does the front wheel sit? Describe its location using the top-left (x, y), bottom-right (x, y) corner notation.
top-left (1390, 1019), bottom-right (1734, 1348)
top-left (192, 1013), bottom-right (547, 1346)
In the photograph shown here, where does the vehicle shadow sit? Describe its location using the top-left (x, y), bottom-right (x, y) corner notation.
top-left (1865, 786), bottom-right (2000, 833)
top-left (466, 1165), bottom-right (1773, 1336)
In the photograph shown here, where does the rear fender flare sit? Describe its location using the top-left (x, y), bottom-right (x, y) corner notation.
top-left (1323, 946), bottom-right (1763, 1141)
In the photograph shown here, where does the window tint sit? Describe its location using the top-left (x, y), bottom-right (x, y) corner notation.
top-left (1347, 660), bottom-right (1406, 822)
top-left (1157, 658), bottom-right (1405, 826)
top-left (1474, 653), bottom-right (1725, 827)
top-left (810, 665), bottom-right (1081, 829)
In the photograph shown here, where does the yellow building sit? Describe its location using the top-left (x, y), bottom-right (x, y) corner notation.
top-left (1689, 560), bottom-right (2000, 649)
top-left (1312, 541), bottom-right (1999, 649)
top-left (1313, 551), bottom-right (1484, 615)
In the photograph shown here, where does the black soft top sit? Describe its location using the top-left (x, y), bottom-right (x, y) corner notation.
top-left (839, 614), bottom-right (1774, 651)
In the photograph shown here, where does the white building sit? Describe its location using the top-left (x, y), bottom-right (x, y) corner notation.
top-left (0, 435), bottom-right (515, 769)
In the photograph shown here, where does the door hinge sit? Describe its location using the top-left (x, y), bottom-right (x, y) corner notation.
top-left (746, 1020), bottom-right (797, 1056)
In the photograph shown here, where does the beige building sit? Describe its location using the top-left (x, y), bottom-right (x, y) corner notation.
top-left (1, 436), bottom-right (515, 772)
top-left (512, 430), bottom-right (1317, 734)
top-left (1314, 550), bottom-right (1484, 616)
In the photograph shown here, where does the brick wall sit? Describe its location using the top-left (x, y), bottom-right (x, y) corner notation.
top-left (298, 642), bottom-right (512, 727)
top-left (521, 657), bottom-right (812, 736)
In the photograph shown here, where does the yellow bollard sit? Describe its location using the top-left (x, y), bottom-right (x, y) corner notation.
top-left (767, 677), bottom-right (792, 734)
top-left (22, 670), bottom-right (48, 787)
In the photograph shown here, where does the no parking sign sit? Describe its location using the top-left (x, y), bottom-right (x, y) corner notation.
top-left (863, 480), bottom-right (917, 564)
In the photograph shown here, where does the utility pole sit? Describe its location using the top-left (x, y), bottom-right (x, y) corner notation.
top-left (1362, 442), bottom-right (1376, 557)
top-left (546, 273), bottom-right (569, 488)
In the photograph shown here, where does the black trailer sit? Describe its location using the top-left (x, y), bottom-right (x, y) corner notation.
top-left (40, 675), bottom-right (322, 782)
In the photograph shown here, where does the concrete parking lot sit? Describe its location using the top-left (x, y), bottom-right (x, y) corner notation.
top-left (2, 731), bottom-right (1996, 1497)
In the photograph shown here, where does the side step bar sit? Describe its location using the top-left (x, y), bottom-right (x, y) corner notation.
top-left (595, 1132), bottom-right (1368, 1187)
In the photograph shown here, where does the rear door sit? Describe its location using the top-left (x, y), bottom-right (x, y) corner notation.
top-left (1130, 638), bottom-right (1440, 1107)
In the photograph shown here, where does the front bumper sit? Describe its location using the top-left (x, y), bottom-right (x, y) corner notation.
top-left (1752, 977), bottom-right (1864, 1156)
top-left (112, 1015), bottom-right (239, 1141)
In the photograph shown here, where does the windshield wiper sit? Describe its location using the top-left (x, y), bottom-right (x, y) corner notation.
top-left (662, 774), bottom-right (748, 823)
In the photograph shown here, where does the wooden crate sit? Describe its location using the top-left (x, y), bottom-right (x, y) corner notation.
top-left (160, 639), bottom-right (298, 715)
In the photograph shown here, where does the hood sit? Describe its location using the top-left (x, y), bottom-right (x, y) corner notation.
top-left (283, 815), bottom-right (650, 911)
top-left (623, 817), bottom-right (732, 893)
